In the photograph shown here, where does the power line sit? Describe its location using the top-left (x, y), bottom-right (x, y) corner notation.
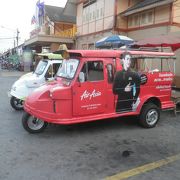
top-left (0, 37), bottom-right (15, 40)
top-left (0, 25), bottom-right (16, 32)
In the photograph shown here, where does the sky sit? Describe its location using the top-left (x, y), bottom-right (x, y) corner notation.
top-left (0, 0), bottom-right (67, 53)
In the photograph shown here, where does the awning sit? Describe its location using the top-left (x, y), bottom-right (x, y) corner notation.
top-left (121, 0), bottom-right (174, 16)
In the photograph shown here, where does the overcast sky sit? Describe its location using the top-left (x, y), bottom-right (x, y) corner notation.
top-left (0, 0), bottom-right (67, 53)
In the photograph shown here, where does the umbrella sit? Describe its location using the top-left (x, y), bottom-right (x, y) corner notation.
top-left (95, 35), bottom-right (134, 49)
top-left (132, 34), bottom-right (180, 51)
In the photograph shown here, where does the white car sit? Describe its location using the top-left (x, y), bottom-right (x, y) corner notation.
top-left (10, 53), bottom-right (63, 110)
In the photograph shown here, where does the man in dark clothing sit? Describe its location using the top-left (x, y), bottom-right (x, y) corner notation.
top-left (113, 52), bottom-right (141, 113)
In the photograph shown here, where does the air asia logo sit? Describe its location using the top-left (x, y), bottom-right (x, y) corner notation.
top-left (81, 90), bottom-right (101, 100)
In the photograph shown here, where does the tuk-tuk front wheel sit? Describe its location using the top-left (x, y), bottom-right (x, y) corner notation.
top-left (10, 96), bottom-right (24, 110)
top-left (22, 112), bottom-right (48, 133)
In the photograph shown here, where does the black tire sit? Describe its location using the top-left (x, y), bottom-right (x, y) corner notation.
top-left (139, 103), bottom-right (160, 128)
top-left (22, 112), bottom-right (48, 133)
top-left (10, 96), bottom-right (24, 111)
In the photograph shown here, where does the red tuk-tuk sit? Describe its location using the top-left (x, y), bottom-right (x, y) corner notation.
top-left (22, 49), bottom-right (176, 133)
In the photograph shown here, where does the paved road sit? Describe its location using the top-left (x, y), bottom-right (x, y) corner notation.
top-left (0, 71), bottom-right (180, 180)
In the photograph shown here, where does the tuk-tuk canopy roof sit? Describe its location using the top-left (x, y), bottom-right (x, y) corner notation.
top-left (67, 50), bottom-right (176, 59)
top-left (37, 53), bottom-right (63, 60)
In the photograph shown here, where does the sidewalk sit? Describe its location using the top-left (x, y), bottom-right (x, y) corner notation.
top-left (0, 69), bottom-right (26, 77)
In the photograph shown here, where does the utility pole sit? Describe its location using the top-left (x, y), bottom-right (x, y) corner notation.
top-left (16, 29), bottom-right (20, 53)
top-left (14, 39), bottom-right (16, 48)
top-left (0, 26), bottom-right (18, 52)
top-left (16, 29), bottom-right (20, 47)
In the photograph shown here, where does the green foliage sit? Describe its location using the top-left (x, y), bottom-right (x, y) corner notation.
top-left (8, 54), bottom-right (19, 63)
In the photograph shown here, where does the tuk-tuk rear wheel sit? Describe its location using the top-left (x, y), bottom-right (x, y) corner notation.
top-left (22, 112), bottom-right (48, 133)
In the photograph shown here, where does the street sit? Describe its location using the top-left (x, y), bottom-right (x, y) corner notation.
top-left (0, 70), bottom-right (180, 180)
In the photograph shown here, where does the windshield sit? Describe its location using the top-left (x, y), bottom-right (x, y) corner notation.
top-left (57, 59), bottom-right (79, 79)
top-left (34, 60), bottom-right (48, 75)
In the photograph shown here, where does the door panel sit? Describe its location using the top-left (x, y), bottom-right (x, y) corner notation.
top-left (73, 60), bottom-right (106, 116)
top-left (106, 63), bottom-right (115, 112)
top-left (73, 81), bottom-right (105, 116)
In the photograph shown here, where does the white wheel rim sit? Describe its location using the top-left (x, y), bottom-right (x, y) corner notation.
top-left (146, 109), bottom-right (158, 126)
top-left (27, 116), bottom-right (45, 130)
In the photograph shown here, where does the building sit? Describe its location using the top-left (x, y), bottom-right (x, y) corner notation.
top-left (24, 2), bottom-right (77, 53)
top-left (117, 0), bottom-right (180, 40)
top-left (75, 0), bottom-right (180, 75)
top-left (118, 0), bottom-right (180, 76)
top-left (76, 0), bottom-right (180, 48)
top-left (76, 0), bottom-right (117, 49)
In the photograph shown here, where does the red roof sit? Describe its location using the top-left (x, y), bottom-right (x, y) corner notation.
top-left (68, 49), bottom-right (175, 58)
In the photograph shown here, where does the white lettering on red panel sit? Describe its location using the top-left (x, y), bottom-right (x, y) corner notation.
top-left (81, 90), bottom-right (101, 101)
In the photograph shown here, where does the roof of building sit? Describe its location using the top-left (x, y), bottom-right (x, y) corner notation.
top-left (121, 0), bottom-right (174, 16)
top-left (63, 0), bottom-right (77, 17)
top-left (45, 5), bottom-right (76, 23)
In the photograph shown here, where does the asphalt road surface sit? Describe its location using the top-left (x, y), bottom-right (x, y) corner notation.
top-left (0, 70), bottom-right (180, 180)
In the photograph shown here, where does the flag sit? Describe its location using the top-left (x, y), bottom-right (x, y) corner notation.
top-left (36, 0), bottom-right (44, 17)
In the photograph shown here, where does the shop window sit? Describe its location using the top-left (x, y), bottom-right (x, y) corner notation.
top-left (96, 9), bottom-right (99, 19)
top-left (83, 10), bottom-right (86, 23)
top-left (148, 11), bottom-right (153, 23)
top-left (128, 16), bottom-right (133, 27)
top-left (86, 13), bottom-right (89, 22)
top-left (134, 14), bottom-right (139, 26)
top-left (128, 14), bottom-right (139, 27)
top-left (82, 44), bottom-right (88, 49)
top-left (89, 12), bottom-right (92, 21)
top-left (100, 8), bottom-right (103, 17)
top-left (140, 13), bottom-right (146, 24)
top-left (88, 43), bottom-right (94, 50)
top-left (140, 10), bottom-right (153, 26)
top-left (93, 11), bottom-right (95, 19)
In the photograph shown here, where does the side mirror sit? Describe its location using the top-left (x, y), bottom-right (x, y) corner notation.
top-left (45, 77), bottom-right (54, 81)
top-left (45, 73), bottom-right (53, 81)
top-left (45, 74), bottom-right (48, 80)
top-left (78, 72), bottom-right (85, 83)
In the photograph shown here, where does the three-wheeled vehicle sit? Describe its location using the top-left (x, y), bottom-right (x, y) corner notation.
top-left (10, 53), bottom-right (63, 110)
top-left (22, 49), bottom-right (177, 133)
